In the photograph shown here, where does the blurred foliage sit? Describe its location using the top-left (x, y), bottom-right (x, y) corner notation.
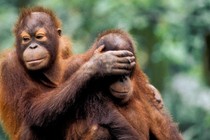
top-left (0, 0), bottom-right (210, 139)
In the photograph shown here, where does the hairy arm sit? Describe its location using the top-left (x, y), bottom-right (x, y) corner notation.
top-left (1, 49), bottom-right (135, 127)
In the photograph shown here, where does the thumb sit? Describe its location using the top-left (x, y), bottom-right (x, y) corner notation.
top-left (94, 45), bottom-right (105, 54)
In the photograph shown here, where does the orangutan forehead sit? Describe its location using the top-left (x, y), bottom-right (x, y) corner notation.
top-left (96, 33), bottom-right (134, 53)
top-left (31, 12), bottom-right (51, 18)
top-left (102, 34), bottom-right (129, 47)
top-left (24, 12), bottom-right (52, 25)
top-left (19, 12), bottom-right (55, 33)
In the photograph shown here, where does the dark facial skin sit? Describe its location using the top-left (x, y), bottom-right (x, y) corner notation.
top-left (110, 75), bottom-right (133, 103)
top-left (16, 12), bottom-right (60, 71)
top-left (0, 6), bottom-right (140, 140)
top-left (21, 27), bottom-right (50, 70)
top-left (96, 32), bottom-right (135, 103)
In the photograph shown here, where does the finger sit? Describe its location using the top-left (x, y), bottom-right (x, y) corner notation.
top-left (117, 56), bottom-right (135, 63)
top-left (130, 62), bottom-right (136, 69)
top-left (108, 50), bottom-right (134, 57)
top-left (94, 45), bottom-right (105, 54)
top-left (113, 64), bottom-right (131, 70)
top-left (113, 62), bottom-right (136, 70)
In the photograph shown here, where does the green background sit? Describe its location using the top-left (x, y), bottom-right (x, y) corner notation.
top-left (0, 0), bottom-right (210, 139)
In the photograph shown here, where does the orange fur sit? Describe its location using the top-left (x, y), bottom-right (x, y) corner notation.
top-left (0, 6), bottom-right (182, 139)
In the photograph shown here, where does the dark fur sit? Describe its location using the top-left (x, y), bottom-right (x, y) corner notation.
top-left (0, 7), bottom-right (139, 140)
top-left (0, 6), bottom-right (183, 140)
top-left (94, 29), bottom-right (183, 140)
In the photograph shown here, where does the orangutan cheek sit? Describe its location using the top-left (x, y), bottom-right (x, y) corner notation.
top-left (110, 76), bottom-right (133, 103)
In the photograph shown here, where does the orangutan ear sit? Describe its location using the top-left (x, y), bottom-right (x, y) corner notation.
top-left (57, 28), bottom-right (62, 36)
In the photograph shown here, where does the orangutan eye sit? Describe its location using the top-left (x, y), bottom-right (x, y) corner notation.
top-left (36, 34), bottom-right (44, 39)
top-left (35, 33), bottom-right (47, 41)
top-left (22, 36), bottom-right (30, 42)
top-left (119, 75), bottom-right (127, 82)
